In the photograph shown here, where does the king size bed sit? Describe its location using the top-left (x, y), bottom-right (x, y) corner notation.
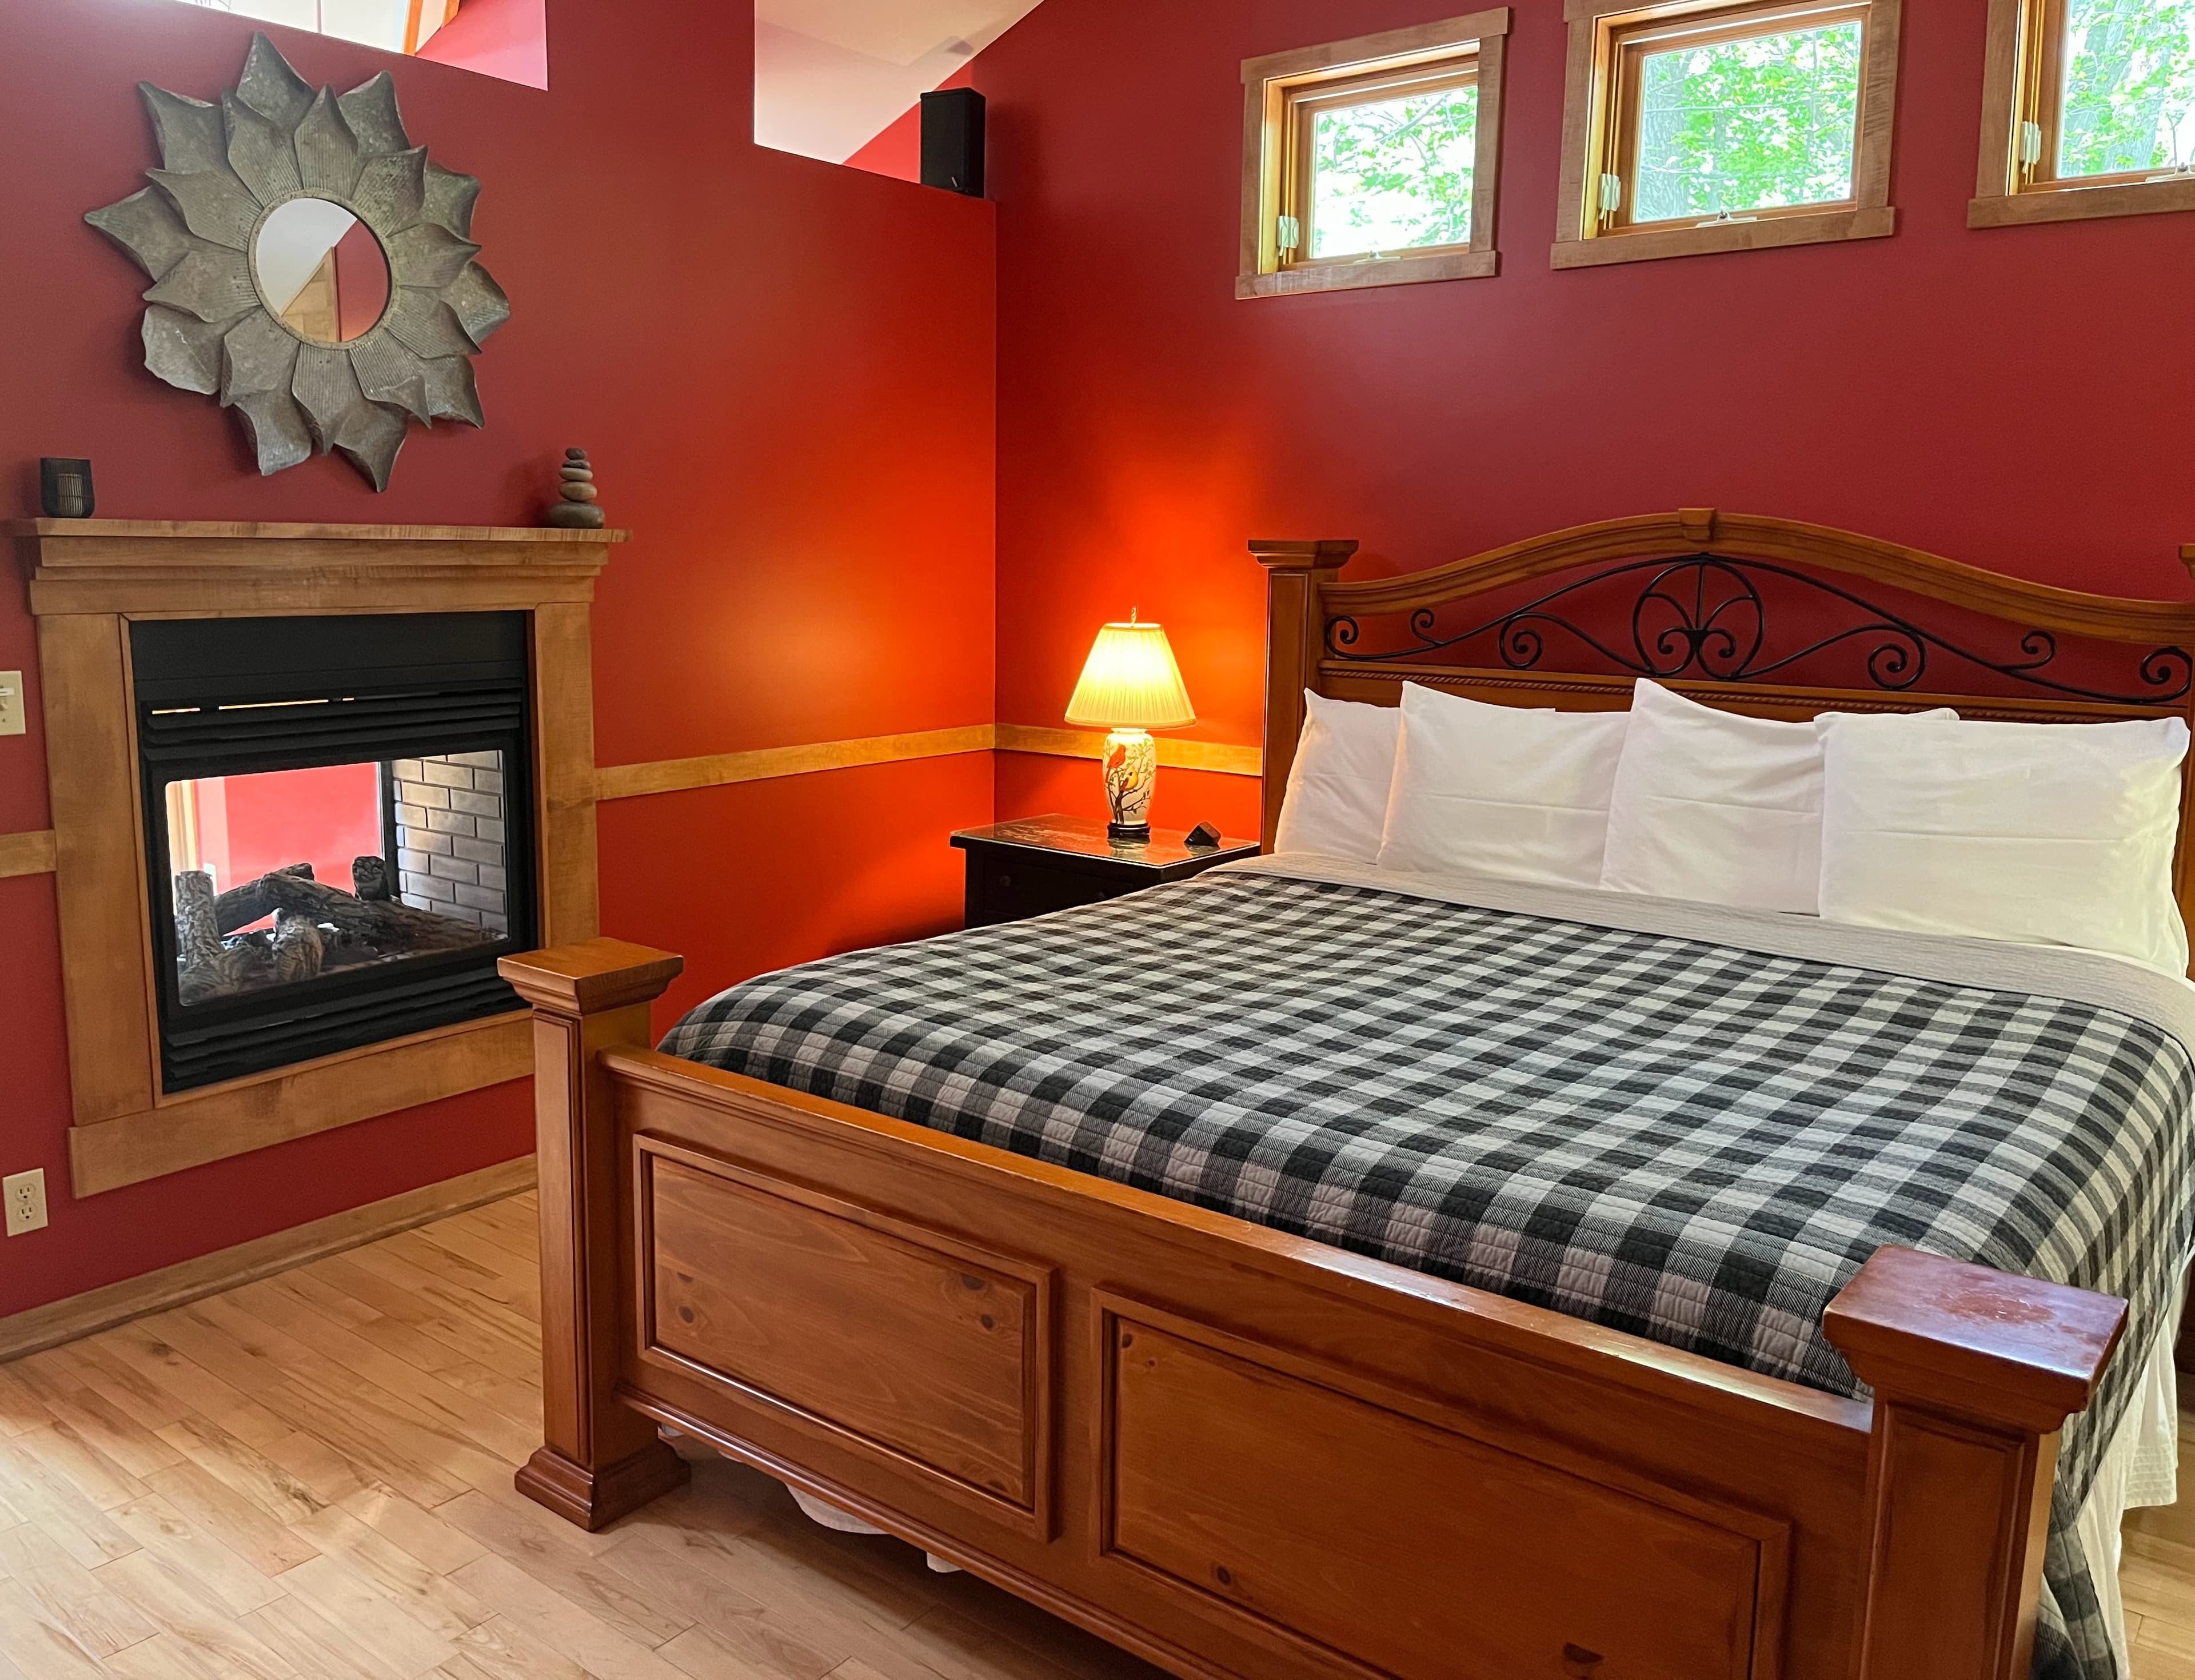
top-left (502, 510), bottom-right (2195, 1680)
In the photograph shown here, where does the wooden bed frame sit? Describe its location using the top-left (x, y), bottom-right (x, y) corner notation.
top-left (504, 510), bottom-right (2195, 1680)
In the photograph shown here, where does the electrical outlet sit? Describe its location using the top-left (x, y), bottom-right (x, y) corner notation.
top-left (3, 1170), bottom-right (47, 1237)
top-left (0, 672), bottom-right (23, 737)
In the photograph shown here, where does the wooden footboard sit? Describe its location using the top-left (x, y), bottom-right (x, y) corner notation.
top-left (503, 940), bottom-right (2128, 1680)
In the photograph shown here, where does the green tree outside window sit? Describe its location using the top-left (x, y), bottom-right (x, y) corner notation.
top-left (1633, 20), bottom-right (1863, 222)
top-left (2058, 0), bottom-right (2195, 177)
top-left (1310, 86), bottom-right (1479, 258)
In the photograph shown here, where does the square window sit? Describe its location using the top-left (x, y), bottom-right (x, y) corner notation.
top-left (1973, 0), bottom-right (2195, 224)
top-left (1240, 11), bottom-right (1511, 299)
top-left (1554, 0), bottom-right (1901, 268)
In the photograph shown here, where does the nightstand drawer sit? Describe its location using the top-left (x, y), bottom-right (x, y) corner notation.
top-left (968, 859), bottom-right (1128, 928)
top-left (952, 816), bottom-right (1260, 933)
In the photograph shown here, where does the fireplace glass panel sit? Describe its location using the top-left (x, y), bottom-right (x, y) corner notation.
top-left (134, 610), bottom-right (536, 1094)
top-left (165, 751), bottom-right (514, 1009)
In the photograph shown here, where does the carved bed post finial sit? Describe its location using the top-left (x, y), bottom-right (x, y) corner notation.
top-left (2180, 544), bottom-right (2195, 582)
top-left (1251, 540), bottom-right (1360, 852)
top-left (500, 937), bottom-right (691, 1530)
top-left (1824, 1246), bottom-right (2125, 1680)
top-left (1678, 508), bottom-right (1717, 546)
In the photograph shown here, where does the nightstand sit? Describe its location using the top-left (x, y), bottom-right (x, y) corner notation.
top-left (951, 815), bottom-right (1260, 929)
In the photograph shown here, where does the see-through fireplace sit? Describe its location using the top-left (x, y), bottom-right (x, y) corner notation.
top-left (135, 612), bottom-right (537, 1092)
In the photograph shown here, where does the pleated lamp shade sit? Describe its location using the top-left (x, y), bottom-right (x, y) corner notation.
top-left (1065, 619), bottom-right (1196, 731)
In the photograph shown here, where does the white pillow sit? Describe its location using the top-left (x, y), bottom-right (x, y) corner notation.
top-left (1377, 684), bottom-right (1630, 888)
top-left (1600, 681), bottom-right (1954, 915)
top-left (1818, 712), bottom-right (2191, 974)
top-left (1273, 692), bottom-right (1402, 862)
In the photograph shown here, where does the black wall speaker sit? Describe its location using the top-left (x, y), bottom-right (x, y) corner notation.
top-left (921, 88), bottom-right (987, 198)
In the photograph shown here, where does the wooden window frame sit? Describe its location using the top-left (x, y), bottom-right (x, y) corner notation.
top-left (1971, 0), bottom-right (2195, 226)
top-left (1238, 10), bottom-right (1511, 301)
top-left (1553, 0), bottom-right (1902, 269)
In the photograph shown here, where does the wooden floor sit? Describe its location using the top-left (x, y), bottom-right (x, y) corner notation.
top-left (5, 1192), bottom-right (2195, 1679)
top-left (0, 1192), bottom-right (1163, 1680)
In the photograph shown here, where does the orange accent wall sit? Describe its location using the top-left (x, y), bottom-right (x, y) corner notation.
top-left (967, 0), bottom-right (2195, 827)
top-left (0, 1), bottom-right (993, 1318)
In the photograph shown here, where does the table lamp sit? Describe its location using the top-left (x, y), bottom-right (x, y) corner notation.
top-left (1065, 612), bottom-right (1196, 841)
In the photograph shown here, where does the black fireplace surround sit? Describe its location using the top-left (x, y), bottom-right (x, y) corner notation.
top-left (135, 612), bottom-right (537, 1092)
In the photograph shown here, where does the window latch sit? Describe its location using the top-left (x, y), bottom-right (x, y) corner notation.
top-left (2019, 119), bottom-right (2044, 177)
top-left (1598, 172), bottom-right (1623, 225)
top-left (1276, 214), bottom-right (1302, 256)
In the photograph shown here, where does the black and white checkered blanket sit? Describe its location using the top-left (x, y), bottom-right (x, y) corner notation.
top-left (664, 866), bottom-right (2195, 1680)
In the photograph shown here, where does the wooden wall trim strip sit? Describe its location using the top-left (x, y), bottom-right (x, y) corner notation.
top-left (596, 724), bottom-right (997, 802)
top-left (0, 1155), bottom-right (535, 1364)
top-left (995, 724), bottom-right (1264, 778)
top-left (0, 830), bottom-right (57, 879)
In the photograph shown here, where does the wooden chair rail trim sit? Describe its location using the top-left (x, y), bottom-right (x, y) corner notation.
top-left (1320, 509), bottom-right (2195, 640)
top-left (993, 725), bottom-right (1263, 779)
top-left (0, 829), bottom-right (56, 879)
top-left (594, 724), bottom-right (996, 802)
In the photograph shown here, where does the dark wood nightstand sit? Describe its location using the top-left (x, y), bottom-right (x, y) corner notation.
top-left (951, 815), bottom-right (1260, 929)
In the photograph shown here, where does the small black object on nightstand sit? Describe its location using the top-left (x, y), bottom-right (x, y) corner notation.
top-left (1186, 821), bottom-right (1223, 848)
top-left (951, 814), bottom-right (1260, 929)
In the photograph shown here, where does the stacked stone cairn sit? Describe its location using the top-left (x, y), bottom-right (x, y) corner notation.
top-left (548, 448), bottom-right (605, 529)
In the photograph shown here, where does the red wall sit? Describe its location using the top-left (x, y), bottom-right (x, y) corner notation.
top-left (0, 0), bottom-right (993, 1318)
top-left (199, 763), bottom-right (386, 901)
top-left (968, 0), bottom-right (2195, 836)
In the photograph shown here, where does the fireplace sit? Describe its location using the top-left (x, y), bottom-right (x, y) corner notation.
top-left (134, 612), bottom-right (539, 1091)
top-left (22, 519), bottom-right (617, 1198)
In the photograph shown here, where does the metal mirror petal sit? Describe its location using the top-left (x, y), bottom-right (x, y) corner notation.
top-left (87, 34), bottom-right (504, 491)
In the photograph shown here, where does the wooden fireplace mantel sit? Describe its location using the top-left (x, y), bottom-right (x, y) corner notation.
top-left (14, 520), bottom-right (626, 1196)
top-left (11, 519), bottom-right (628, 616)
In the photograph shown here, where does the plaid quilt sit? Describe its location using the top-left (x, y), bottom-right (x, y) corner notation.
top-left (663, 869), bottom-right (2195, 1680)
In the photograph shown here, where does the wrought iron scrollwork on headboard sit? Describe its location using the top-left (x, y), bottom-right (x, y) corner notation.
top-left (1323, 554), bottom-right (2194, 705)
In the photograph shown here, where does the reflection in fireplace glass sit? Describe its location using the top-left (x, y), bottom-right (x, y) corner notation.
top-left (165, 751), bottom-right (513, 1008)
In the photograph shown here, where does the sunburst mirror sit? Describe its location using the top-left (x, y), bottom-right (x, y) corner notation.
top-left (86, 33), bottom-right (509, 490)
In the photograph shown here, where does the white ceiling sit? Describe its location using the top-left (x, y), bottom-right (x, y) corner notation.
top-left (755, 0), bottom-right (1042, 165)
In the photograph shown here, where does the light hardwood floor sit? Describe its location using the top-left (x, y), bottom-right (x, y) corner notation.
top-left (4, 1192), bottom-right (2193, 1679)
top-left (0, 1191), bottom-right (1163, 1680)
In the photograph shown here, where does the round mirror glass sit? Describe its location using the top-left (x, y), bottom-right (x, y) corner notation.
top-left (252, 198), bottom-right (392, 345)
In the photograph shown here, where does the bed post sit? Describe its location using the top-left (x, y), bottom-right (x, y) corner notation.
top-left (1823, 1246), bottom-right (2126, 1680)
top-left (1251, 538), bottom-right (1359, 851)
top-left (500, 937), bottom-right (692, 1530)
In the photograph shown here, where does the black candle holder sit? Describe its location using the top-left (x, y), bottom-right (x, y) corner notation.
top-left (39, 458), bottom-right (95, 520)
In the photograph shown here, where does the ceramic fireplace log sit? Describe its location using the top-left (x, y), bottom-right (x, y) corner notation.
top-left (241, 868), bottom-right (493, 953)
top-left (174, 869), bottom-right (223, 969)
top-left (213, 862), bottom-right (317, 935)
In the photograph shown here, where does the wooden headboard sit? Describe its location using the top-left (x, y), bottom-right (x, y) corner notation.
top-left (1255, 509), bottom-right (2195, 960)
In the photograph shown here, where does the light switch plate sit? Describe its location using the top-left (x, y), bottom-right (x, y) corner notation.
top-left (0, 672), bottom-right (23, 737)
top-left (4, 1170), bottom-right (47, 1237)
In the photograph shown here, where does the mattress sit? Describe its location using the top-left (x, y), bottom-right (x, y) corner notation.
top-left (664, 852), bottom-right (2195, 1680)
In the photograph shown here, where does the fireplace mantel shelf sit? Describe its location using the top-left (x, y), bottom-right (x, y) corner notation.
top-left (8, 518), bottom-right (632, 544)
top-left (14, 520), bottom-right (629, 618)
top-left (26, 517), bottom-right (612, 1197)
